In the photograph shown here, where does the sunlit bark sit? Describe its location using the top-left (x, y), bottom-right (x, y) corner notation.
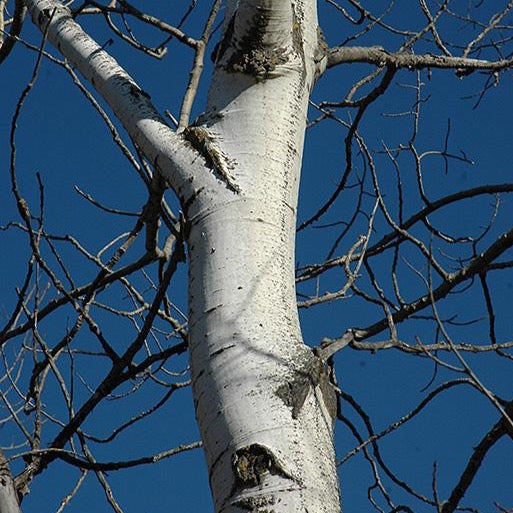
top-left (24, 0), bottom-right (340, 511)
top-left (0, 451), bottom-right (21, 513)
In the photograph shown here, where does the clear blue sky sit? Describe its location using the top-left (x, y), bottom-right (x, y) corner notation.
top-left (1, 1), bottom-right (512, 512)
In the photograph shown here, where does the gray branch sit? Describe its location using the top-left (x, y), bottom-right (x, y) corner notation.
top-left (327, 46), bottom-right (513, 73)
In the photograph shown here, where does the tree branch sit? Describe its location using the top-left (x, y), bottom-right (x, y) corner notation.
top-left (441, 402), bottom-right (513, 513)
top-left (0, 0), bottom-right (26, 67)
top-left (23, 0), bottom-right (198, 200)
top-left (327, 46), bottom-right (513, 74)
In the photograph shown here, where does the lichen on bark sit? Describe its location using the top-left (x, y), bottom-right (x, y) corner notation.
top-left (275, 350), bottom-right (337, 423)
top-left (214, 5), bottom-right (294, 78)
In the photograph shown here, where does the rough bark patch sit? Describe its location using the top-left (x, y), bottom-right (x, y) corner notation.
top-left (275, 351), bottom-right (337, 422)
top-left (232, 444), bottom-right (294, 487)
top-left (215, 8), bottom-right (290, 78)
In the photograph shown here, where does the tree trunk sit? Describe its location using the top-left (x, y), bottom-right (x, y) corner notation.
top-left (24, 0), bottom-right (341, 510)
top-left (0, 452), bottom-right (21, 513)
top-left (186, 2), bottom-right (339, 511)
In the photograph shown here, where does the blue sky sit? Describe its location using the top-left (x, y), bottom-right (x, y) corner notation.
top-left (1, 1), bottom-right (513, 512)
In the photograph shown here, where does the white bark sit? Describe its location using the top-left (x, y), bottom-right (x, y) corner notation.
top-left (24, 0), bottom-right (217, 205)
top-left (187, 1), bottom-right (339, 511)
top-left (0, 452), bottom-right (21, 513)
top-left (25, 0), bottom-right (340, 511)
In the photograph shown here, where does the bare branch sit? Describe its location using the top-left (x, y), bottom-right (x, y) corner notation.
top-left (327, 46), bottom-right (513, 74)
top-left (0, 0), bottom-right (25, 67)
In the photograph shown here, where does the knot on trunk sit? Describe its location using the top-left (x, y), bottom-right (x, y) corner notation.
top-left (232, 443), bottom-right (293, 487)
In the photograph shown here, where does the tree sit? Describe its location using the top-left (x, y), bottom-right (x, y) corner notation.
top-left (1, 1), bottom-right (512, 512)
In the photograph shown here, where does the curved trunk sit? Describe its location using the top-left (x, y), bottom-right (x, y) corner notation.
top-left (186, 1), bottom-right (339, 511)
top-left (23, 0), bottom-right (340, 510)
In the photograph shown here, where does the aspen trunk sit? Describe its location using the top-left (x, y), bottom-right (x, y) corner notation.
top-left (0, 451), bottom-right (22, 513)
top-left (25, 0), bottom-right (341, 510)
top-left (185, 2), bottom-right (339, 510)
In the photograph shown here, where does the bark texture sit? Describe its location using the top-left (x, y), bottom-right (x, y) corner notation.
top-left (0, 452), bottom-right (21, 513)
top-left (24, 0), bottom-right (341, 511)
top-left (186, 1), bottom-right (339, 511)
